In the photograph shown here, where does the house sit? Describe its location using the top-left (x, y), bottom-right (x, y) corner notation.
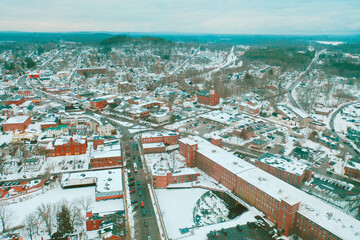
top-left (45, 124), bottom-right (69, 138)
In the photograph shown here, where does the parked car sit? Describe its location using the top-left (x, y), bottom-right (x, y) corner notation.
top-left (141, 201), bottom-right (144, 208)
top-left (131, 200), bottom-right (137, 204)
top-left (142, 209), bottom-right (146, 216)
top-left (144, 221), bottom-right (148, 227)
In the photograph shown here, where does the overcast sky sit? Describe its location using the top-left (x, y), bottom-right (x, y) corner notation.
top-left (1, 0), bottom-right (359, 35)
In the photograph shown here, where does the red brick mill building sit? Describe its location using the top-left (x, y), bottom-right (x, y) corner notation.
top-left (178, 136), bottom-right (360, 239)
top-left (2, 116), bottom-right (31, 132)
top-left (197, 89), bottom-right (220, 106)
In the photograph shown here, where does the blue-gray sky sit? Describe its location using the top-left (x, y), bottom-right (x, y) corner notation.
top-left (1, 0), bottom-right (359, 34)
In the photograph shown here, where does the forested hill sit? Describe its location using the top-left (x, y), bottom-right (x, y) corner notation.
top-left (100, 35), bottom-right (172, 46)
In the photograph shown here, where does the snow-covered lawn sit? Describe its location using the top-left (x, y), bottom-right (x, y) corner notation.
top-left (155, 188), bottom-right (207, 239)
top-left (6, 185), bottom-right (95, 227)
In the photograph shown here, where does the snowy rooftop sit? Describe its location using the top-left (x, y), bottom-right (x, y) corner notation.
top-left (142, 142), bottom-right (165, 149)
top-left (188, 136), bottom-right (256, 175)
top-left (4, 115), bottom-right (30, 124)
top-left (61, 169), bottom-right (122, 193)
top-left (257, 153), bottom-right (309, 176)
top-left (142, 130), bottom-right (179, 138)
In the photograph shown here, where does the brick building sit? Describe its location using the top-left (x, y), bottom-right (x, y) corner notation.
top-left (90, 98), bottom-right (107, 110)
top-left (255, 153), bottom-right (312, 187)
top-left (2, 116), bottom-right (31, 132)
top-left (152, 170), bottom-right (199, 188)
top-left (41, 114), bottom-right (61, 131)
top-left (90, 140), bottom-right (122, 168)
top-left (233, 125), bottom-right (255, 139)
top-left (17, 90), bottom-right (32, 96)
top-left (344, 161), bottom-right (360, 179)
top-left (46, 135), bottom-right (87, 157)
top-left (141, 131), bottom-right (180, 145)
top-left (142, 142), bottom-right (166, 154)
top-left (4, 96), bottom-right (25, 106)
top-left (197, 89), bottom-right (220, 106)
top-left (179, 136), bottom-right (360, 239)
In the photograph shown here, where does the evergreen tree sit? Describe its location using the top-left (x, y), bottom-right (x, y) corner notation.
top-left (56, 204), bottom-right (74, 234)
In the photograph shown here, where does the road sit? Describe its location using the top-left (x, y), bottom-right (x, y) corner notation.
top-left (287, 49), bottom-right (326, 110)
top-left (18, 48), bottom-right (164, 239)
top-left (329, 101), bottom-right (360, 158)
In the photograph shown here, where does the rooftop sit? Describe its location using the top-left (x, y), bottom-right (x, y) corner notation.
top-left (257, 153), bottom-right (309, 176)
top-left (4, 116), bottom-right (30, 124)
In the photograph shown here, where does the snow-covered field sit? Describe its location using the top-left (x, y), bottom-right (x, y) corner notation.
top-left (6, 185), bottom-right (94, 227)
top-left (155, 188), bottom-right (208, 239)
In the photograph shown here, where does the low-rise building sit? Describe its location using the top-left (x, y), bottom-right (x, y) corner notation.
top-left (90, 98), bottom-right (107, 110)
top-left (4, 96), bottom-right (25, 106)
top-left (141, 131), bottom-right (180, 145)
top-left (90, 140), bottom-right (122, 168)
top-left (255, 153), bottom-right (312, 187)
top-left (2, 116), bottom-right (31, 132)
top-left (142, 142), bottom-right (166, 154)
top-left (344, 161), bottom-right (360, 179)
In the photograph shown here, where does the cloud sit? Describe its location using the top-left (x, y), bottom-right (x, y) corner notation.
top-left (0, 0), bottom-right (359, 34)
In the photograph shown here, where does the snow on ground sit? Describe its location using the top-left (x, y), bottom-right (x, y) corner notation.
top-left (155, 188), bottom-right (207, 239)
top-left (6, 185), bottom-right (95, 227)
top-left (108, 118), bottom-right (133, 127)
top-left (164, 119), bottom-right (192, 130)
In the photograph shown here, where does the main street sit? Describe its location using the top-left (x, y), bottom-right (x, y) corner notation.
top-left (19, 50), bottom-right (163, 240)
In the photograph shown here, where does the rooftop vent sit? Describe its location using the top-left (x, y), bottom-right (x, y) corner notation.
top-left (212, 149), bottom-right (216, 153)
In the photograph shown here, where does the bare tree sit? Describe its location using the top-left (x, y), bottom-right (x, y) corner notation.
top-left (61, 199), bottom-right (84, 228)
top-left (78, 196), bottom-right (93, 213)
top-left (24, 213), bottom-right (40, 240)
top-left (37, 203), bottom-right (55, 237)
top-left (0, 203), bottom-right (14, 232)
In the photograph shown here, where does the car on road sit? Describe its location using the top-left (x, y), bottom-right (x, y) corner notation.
top-left (142, 209), bottom-right (146, 216)
top-left (130, 188), bottom-right (136, 194)
top-left (141, 201), bottom-right (144, 208)
top-left (144, 221), bottom-right (148, 227)
top-left (128, 177), bottom-right (134, 181)
top-left (147, 237), bottom-right (151, 240)
top-left (128, 182), bottom-right (134, 187)
top-left (137, 180), bottom-right (140, 185)
top-left (138, 190), bottom-right (142, 196)
top-left (131, 200), bottom-right (137, 204)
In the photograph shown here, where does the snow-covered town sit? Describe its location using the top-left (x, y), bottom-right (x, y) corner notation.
top-left (0, 7), bottom-right (360, 240)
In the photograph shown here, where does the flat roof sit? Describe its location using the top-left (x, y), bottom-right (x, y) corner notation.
top-left (257, 153), bottom-right (309, 176)
top-left (4, 116), bottom-right (30, 124)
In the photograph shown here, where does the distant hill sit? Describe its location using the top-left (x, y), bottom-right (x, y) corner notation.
top-left (100, 35), bottom-right (171, 46)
